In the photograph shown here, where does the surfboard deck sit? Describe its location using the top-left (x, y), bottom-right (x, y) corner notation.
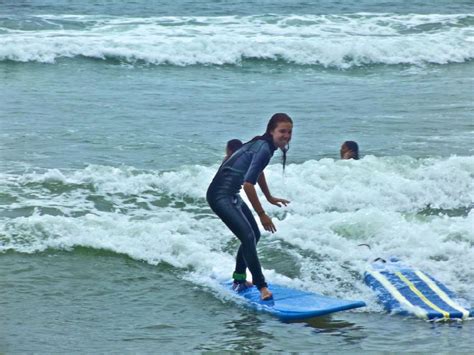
top-left (364, 257), bottom-right (473, 320)
top-left (222, 281), bottom-right (366, 321)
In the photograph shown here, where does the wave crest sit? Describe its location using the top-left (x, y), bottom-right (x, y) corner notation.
top-left (1, 13), bottom-right (473, 67)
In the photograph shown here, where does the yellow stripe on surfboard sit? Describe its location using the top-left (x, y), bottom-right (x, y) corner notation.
top-left (367, 269), bottom-right (428, 319)
top-left (415, 270), bottom-right (470, 319)
top-left (395, 271), bottom-right (450, 319)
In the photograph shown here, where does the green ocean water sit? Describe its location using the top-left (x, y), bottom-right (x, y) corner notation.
top-left (2, 249), bottom-right (473, 353)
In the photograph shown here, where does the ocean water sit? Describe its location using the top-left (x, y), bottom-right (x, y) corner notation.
top-left (1, 0), bottom-right (473, 352)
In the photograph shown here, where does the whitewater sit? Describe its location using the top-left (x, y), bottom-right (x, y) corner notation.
top-left (2, 157), bottom-right (472, 307)
top-left (1, 13), bottom-right (473, 67)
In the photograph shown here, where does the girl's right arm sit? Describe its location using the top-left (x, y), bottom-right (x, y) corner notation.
top-left (243, 182), bottom-right (276, 233)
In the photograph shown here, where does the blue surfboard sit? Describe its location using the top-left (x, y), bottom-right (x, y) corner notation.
top-left (222, 281), bottom-right (366, 321)
top-left (364, 257), bottom-right (473, 320)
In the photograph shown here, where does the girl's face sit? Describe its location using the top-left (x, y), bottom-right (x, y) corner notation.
top-left (270, 121), bottom-right (293, 149)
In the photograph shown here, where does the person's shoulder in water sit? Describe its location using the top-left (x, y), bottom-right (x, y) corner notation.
top-left (340, 141), bottom-right (359, 160)
top-left (224, 139), bottom-right (243, 161)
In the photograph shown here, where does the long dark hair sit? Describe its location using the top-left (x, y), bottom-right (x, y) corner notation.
top-left (250, 113), bottom-right (293, 170)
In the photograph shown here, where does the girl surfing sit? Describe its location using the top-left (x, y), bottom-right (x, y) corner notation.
top-left (206, 113), bottom-right (293, 300)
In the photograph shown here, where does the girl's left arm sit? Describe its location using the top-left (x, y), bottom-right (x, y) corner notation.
top-left (257, 172), bottom-right (290, 207)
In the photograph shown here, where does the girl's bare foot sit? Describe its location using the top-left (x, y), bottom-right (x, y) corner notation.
top-left (260, 287), bottom-right (273, 300)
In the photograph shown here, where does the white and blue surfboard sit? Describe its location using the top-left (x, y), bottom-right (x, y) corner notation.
top-left (364, 257), bottom-right (473, 320)
top-left (222, 281), bottom-right (366, 321)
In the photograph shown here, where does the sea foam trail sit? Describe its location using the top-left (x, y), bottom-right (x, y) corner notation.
top-left (6, 156), bottom-right (472, 212)
top-left (0, 156), bottom-right (473, 306)
top-left (0, 13), bottom-right (473, 67)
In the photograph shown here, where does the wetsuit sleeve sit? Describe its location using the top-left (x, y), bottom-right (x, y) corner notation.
top-left (244, 146), bottom-right (271, 185)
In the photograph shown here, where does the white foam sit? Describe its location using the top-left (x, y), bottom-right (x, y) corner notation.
top-left (1, 13), bottom-right (473, 67)
top-left (1, 155), bottom-right (472, 307)
top-left (269, 155), bottom-right (474, 213)
top-left (0, 209), bottom-right (233, 272)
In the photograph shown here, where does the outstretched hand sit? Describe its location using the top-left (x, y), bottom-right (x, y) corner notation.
top-left (259, 214), bottom-right (276, 233)
top-left (267, 196), bottom-right (290, 207)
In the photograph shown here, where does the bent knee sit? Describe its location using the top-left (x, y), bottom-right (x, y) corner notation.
top-left (240, 232), bottom-right (257, 246)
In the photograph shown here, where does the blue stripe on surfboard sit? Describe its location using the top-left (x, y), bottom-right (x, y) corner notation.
top-left (381, 270), bottom-right (462, 317)
top-left (381, 270), bottom-right (456, 319)
top-left (367, 269), bottom-right (469, 319)
top-left (363, 272), bottom-right (406, 314)
top-left (424, 272), bottom-right (458, 299)
top-left (364, 258), bottom-right (472, 320)
top-left (400, 270), bottom-right (468, 318)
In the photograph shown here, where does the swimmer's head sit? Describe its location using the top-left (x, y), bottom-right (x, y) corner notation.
top-left (225, 139), bottom-right (243, 157)
top-left (340, 141), bottom-right (359, 160)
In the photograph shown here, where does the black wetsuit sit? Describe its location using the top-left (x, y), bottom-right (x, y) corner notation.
top-left (207, 137), bottom-right (276, 290)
